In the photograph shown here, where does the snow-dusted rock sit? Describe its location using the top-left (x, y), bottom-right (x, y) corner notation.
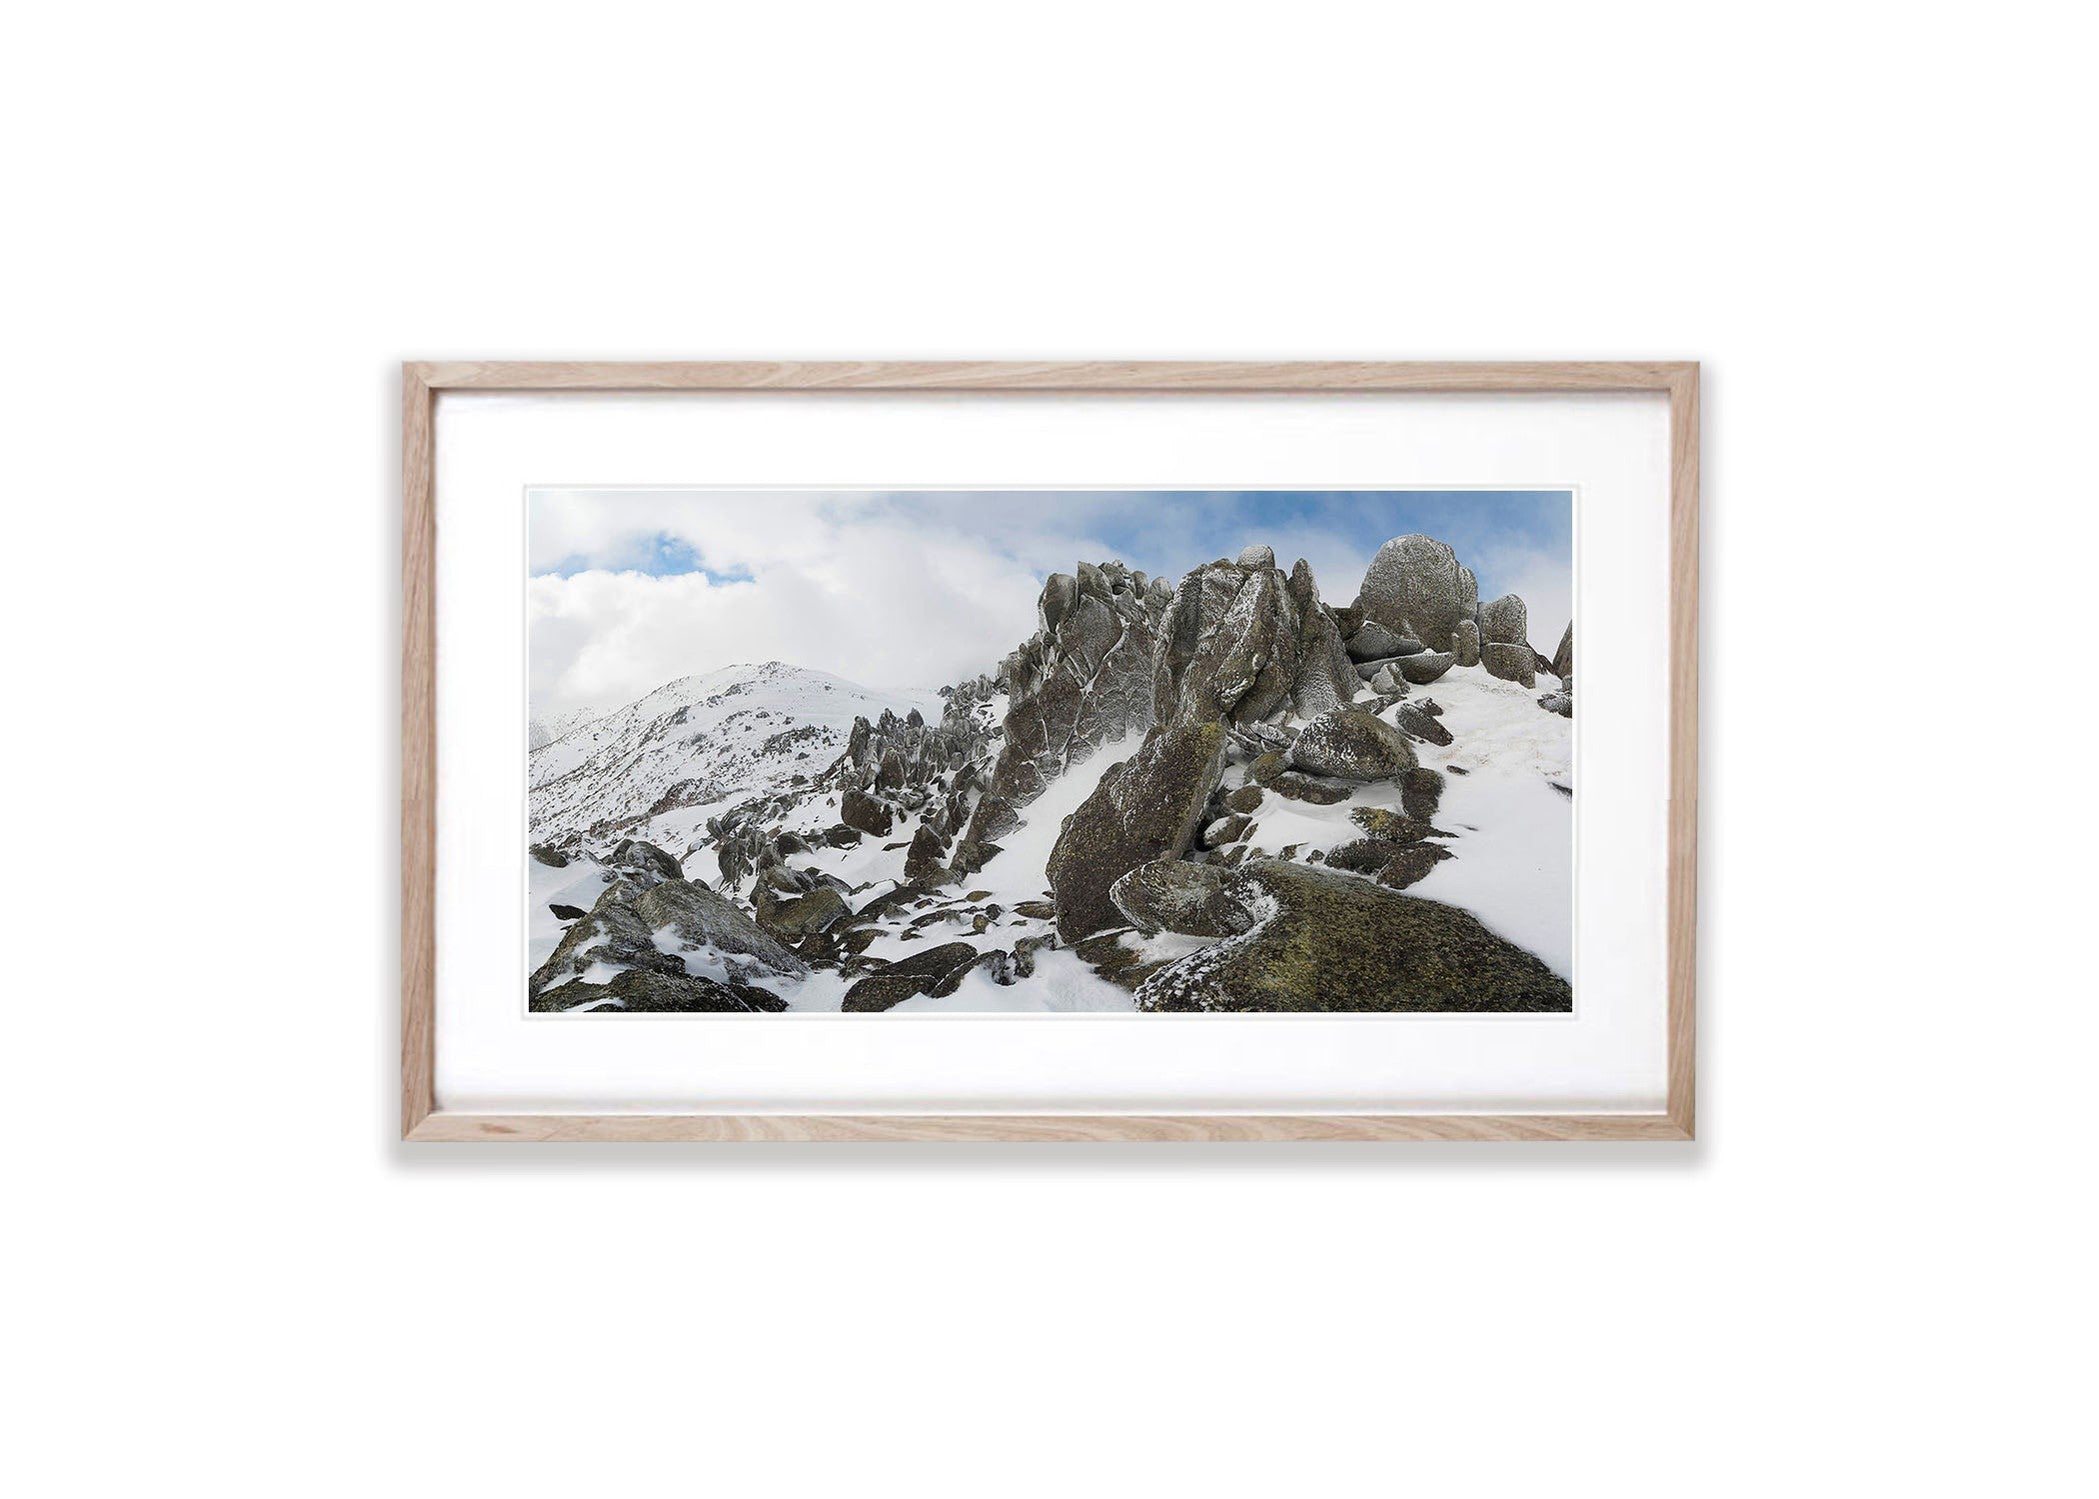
top-left (1109, 858), bottom-right (1256, 937)
top-left (1135, 860), bottom-right (1569, 1013)
top-left (1046, 721), bottom-right (1228, 941)
top-left (1479, 593), bottom-right (1529, 647)
top-left (1453, 618), bottom-right (1482, 668)
top-left (1286, 707), bottom-right (1417, 782)
top-left (839, 787), bottom-right (893, 837)
top-left (1346, 619), bottom-right (1423, 661)
top-left (1551, 622), bottom-right (1573, 681)
top-left (1236, 543), bottom-right (1276, 568)
top-left (1394, 651), bottom-right (1455, 685)
top-left (1353, 534), bottom-right (1469, 652)
top-left (637, 878), bottom-right (810, 977)
top-left (1481, 641), bottom-right (1537, 688)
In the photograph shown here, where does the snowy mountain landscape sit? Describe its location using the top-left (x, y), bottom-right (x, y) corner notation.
top-left (528, 524), bottom-right (1576, 1014)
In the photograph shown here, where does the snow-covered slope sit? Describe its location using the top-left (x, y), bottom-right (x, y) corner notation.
top-left (528, 662), bottom-right (946, 841)
top-left (527, 705), bottom-right (607, 752)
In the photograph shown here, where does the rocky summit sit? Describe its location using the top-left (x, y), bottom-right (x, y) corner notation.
top-left (527, 534), bottom-right (1572, 1014)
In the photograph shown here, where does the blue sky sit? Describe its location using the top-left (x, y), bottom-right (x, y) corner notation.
top-left (527, 488), bottom-right (1571, 717)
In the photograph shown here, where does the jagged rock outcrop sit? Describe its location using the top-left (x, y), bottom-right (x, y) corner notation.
top-left (1135, 860), bottom-right (1570, 1012)
top-left (1046, 721), bottom-right (1228, 941)
top-left (1152, 554), bottom-right (1354, 729)
top-left (964, 560), bottom-right (1172, 849)
top-left (1552, 622), bottom-right (1573, 681)
top-left (608, 838), bottom-right (683, 884)
top-left (1353, 535), bottom-right (1478, 653)
top-left (1453, 618), bottom-right (1481, 667)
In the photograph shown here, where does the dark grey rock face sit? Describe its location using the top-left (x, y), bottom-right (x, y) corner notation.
top-left (1353, 535), bottom-right (1468, 652)
top-left (1551, 622), bottom-right (1573, 681)
top-left (635, 878), bottom-right (810, 977)
top-left (1394, 651), bottom-right (1455, 685)
top-left (903, 822), bottom-right (951, 881)
top-left (1136, 860), bottom-right (1570, 1013)
top-left (608, 838), bottom-right (682, 883)
top-left (1481, 641), bottom-right (1537, 687)
top-left (1046, 721), bottom-right (1228, 941)
top-left (1453, 618), bottom-right (1482, 668)
top-left (1395, 702), bottom-right (1454, 746)
top-left (1539, 691), bottom-right (1573, 717)
top-left (1108, 858), bottom-right (1256, 937)
top-left (1479, 593), bottom-right (1529, 647)
top-left (1151, 555), bottom-right (1357, 730)
top-left (966, 559), bottom-right (1171, 848)
top-left (1345, 619), bottom-right (1422, 662)
top-left (1286, 708), bottom-right (1417, 782)
top-left (839, 787), bottom-right (893, 837)
top-left (528, 879), bottom-right (686, 998)
top-left (531, 967), bottom-right (788, 1014)
top-left (841, 941), bottom-right (980, 1012)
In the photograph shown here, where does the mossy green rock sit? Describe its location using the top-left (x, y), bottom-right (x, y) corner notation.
top-left (532, 968), bottom-right (787, 1014)
top-left (1046, 722), bottom-right (1227, 941)
top-left (1136, 859), bottom-right (1569, 1013)
top-left (635, 878), bottom-right (808, 976)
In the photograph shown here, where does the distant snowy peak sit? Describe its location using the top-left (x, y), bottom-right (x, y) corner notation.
top-left (528, 662), bottom-right (948, 840)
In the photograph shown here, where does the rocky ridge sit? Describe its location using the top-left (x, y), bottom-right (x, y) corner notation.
top-left (528, 534), bottom-right (1572, 1013)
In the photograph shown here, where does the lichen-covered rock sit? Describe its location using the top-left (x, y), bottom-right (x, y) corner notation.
top-left (839, 787), bottom-right (894, 837)
top-left (1224, 783), bottom-right (1265, 814)
top-left (1393, 651), bottom-right (1454, 685)
top-left (531, 967), bottom-right (788, 1014)
top-left (904, 822), bottom-right (951, 881)
top-left (1236, 543), bottom-right (1275, 568)
top-left (1267, 769), bottom-right (1352, 805)
top-left (1539, 691), bottom-right (1573, 718)
top-left (1248, 751), bottom-right (1289, 787)
top-left (1551, 622), bottom-right (1573, 681)
top-left (1324, 837), bottom-right (1416, 874)
top-left (1395, 702), bottom-right (1454, 746)
top-left (1284, 558), bottom-right (1358, 720)
top-left (1453, 617), bottom-right (1481, 668)
top-left (1136, 860), bottom-right (1570, 1012)
top-left (1201, 813), bottom-right (1252, 849)
top-left (634, 877), bottom-right (810, 977)
top-left (841, 941), bottom-right (980, 1012)
top-left (1345, 619), bottom-right (1423, 661)
top-left (1374, 843), bottom-right (1452, 889)
top-left (1108, 858), bottom-right (1256, 937)
top-left (529, 844), bottom-right (570, 868)
top-left (1481, 641), bottom-right (1537, 687)
top-left (1399, 767), bottom-right (1445, 823)
top-left (1350, 806), bottom-right (1433, 843)
top-left (528, 879), bottom-right (686, 998)
top-left (1046, 721), bottom-right (1228, 941)
top-left (966, 560), bottom-right (1169, 847)
top-left (1353, 535), bottom-right (1468, 652)
top-left (1286, 708), bottom-right (1417, 782)
top-left (1479, 593), bottom-right (1529, 647)
top-left (608, 838), bottom-right (682, 883)
top-left (755, 884), bottom-right (851, 939)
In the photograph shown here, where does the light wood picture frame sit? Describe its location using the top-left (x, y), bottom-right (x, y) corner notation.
top-left (402, 361), bottom-right (1698, 1142)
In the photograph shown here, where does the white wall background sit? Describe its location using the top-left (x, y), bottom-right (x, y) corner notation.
top-left (7, 4), bottom-right (2090, 1496)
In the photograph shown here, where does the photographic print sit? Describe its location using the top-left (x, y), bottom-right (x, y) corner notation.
top-left (526, 488), bottom-right (1573, 1015)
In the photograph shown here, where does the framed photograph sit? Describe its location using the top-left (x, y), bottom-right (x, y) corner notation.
top-left (403, 362), bottom-right (1697, 1140)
